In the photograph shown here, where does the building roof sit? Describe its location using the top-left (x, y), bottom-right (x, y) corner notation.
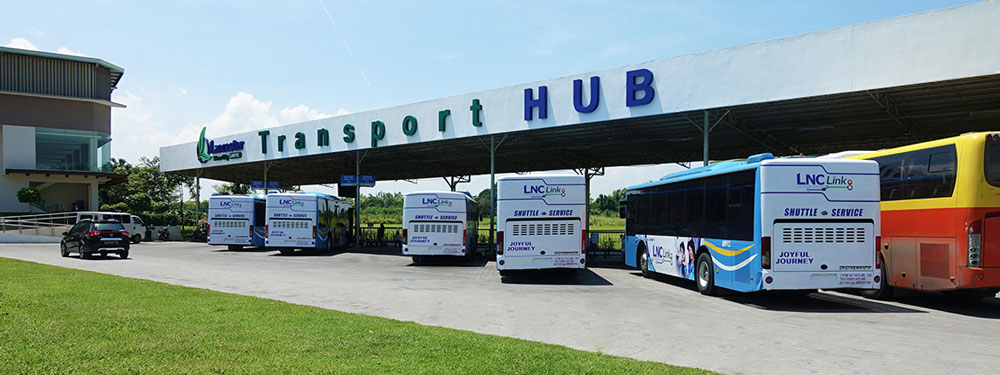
top-left (0, 46), bottom-right (124, 103)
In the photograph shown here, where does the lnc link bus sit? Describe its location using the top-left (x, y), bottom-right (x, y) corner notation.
top-left (402, 191), bottom-right (479, 263)
top-left (496, 175), bottom-right (587, 277)
top-left (849, 132), bottom-right (1000, 299)
top-left (622, 153), bottom-right (882, 296)
top-left (265, 192), bottom-right (352, 255)
top-left (207, 194), bottom-right (266, 250)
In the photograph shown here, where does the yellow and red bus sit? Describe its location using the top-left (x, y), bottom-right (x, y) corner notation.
top-left (849, 132), bottom-right (1000, 299)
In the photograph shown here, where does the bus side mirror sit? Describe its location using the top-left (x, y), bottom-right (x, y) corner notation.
top-left (618, 201), bottom-right (627, 219)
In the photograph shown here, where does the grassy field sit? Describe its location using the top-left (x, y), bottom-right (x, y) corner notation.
top-left (0, 258), bottom-right (708, 374)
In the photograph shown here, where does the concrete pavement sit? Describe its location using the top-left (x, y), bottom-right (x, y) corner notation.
top-left (1, 242), bottom-right (998, 374)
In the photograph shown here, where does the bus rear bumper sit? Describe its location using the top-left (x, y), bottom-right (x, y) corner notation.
top-left (403, 246), bottom-right (467, 256)
top-left (497, 255), bottom-right (586, 270)
top-left (958, 267), bottom-right (1000, 290)
top-left (761, 270), bottom-right (879, 291)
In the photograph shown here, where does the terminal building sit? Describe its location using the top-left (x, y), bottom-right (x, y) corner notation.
top-left (0, 46), bottom-right (125, 213)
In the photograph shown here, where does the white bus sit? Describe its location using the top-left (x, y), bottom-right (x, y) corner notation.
top-left (402, 191), bottom-right (479, 263)
top-left (622, 153), bottom-right (882, 296)
top-left (496, 175), bottom-right (587, 276)
top-left (207, 194), bottom-right (265, 251)
top-left (265, 192), bottom-right (352, 255)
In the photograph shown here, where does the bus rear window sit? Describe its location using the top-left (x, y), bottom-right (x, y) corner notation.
top-left (985, 140), bottom-right (1000, 188)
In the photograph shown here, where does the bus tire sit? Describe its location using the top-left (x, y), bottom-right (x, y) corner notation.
top-left (499, 270), bottom-right (512, 277)
top-left (412, 256), bottom-right (423, 264)
top-left (227, 245), bottom-right (243, 251)
top-left (639, 244), bottom-right (652, 278)
top-left (861, 256), bottom-right (893, 300)
top-left (696, 252), bottom-right (717, 296)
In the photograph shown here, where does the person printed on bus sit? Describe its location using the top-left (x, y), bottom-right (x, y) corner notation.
top-left (686, 239), bottom-right (697, 279)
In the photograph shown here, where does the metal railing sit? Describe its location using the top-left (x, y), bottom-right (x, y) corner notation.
top-left (0, 212), bottom-right (78, 237)
top-left (354, 224), bottom-right (625, 257)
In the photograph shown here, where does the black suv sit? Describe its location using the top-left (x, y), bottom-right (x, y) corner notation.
top-left (60, 219), bottom-right (131, 259)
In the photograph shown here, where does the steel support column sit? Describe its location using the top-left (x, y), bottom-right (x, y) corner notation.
top-left (481, 134), bottom-right (508, 255)
top-left (355, 151), bottom-right (362, 249)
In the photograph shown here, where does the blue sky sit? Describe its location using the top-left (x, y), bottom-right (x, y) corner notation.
top-left (0, 0), bottom-right (977, 197)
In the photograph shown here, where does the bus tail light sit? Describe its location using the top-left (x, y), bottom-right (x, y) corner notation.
top-left (968, 220), bottom-right (982, 267)
top-left (312, 226), bottom-right (317, 239)
top-left (402, 229), bottom-right (408, 244)
top-left (875, 236), bottom-right (882, 269)
top-left (581, 229), bottom-right (587, 254)
top-left (265, 225), bottom-right (269, 238)
top-left (496, 231), bottom-right (504, 255)
top-left (761, 236), bottom-right (771, 269)
top-left (463, 229), bottom-right (467, 246)
top-left (249, 225), bottom-right (254, 237)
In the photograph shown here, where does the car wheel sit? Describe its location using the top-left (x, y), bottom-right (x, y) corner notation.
top-left (131, 235), bottom-right (141, 244)
top-left (60, 242), bottom-right (69, 257)
top-left (696, 252), bottom-right (717, 296)
top-left (639, 246), bottom-right (652, 278)
top-left (119, 251), bottom-right (129, 259)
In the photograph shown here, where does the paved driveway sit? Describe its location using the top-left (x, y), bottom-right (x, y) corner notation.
top-left (2, 242), bottom-right (998, 374)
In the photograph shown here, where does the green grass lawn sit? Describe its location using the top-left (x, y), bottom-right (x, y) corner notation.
top-left (0, 258), bottom-right (709, 374)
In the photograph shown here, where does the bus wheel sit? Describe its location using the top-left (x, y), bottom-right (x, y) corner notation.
top-left (639, 249), bottom-right (652, 278)
top-left (412, 256), bottom-right (423, 264)
top-left (227, 245), bottom-right (243, 251)
top-left (696, 252), bottom-right (717, 296)
top-left (861, 257), bottom-right (893, 300)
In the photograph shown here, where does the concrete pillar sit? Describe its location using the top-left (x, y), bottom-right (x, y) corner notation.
top-left (89, 182), bottom-right (99, 210)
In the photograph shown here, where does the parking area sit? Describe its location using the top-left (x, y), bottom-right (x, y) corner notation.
top-left (2, 242), bottom-right (999, 374)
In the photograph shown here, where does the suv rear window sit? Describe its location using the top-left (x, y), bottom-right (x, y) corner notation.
top-left (985, 140), bottom-right (1000, 187)
top-left (95, 222), bottom-right (125, 231)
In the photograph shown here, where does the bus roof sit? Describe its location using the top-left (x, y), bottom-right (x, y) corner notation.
top-left (847, 131), bottom-right (999, 160)
top-left (405, 191), bottom-right (476, 202)
top-left (265, 191), bottom-right (344, 201)
top-left (627, 153), bottom-right (774, 191)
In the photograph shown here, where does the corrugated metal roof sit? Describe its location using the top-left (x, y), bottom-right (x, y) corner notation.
top-left (0, 46), bottom-right (124, 102)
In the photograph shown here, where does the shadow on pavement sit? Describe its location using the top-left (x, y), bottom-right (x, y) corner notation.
top-left (871, 293), bottom-right (1000, 319)
top-left (630, 271), bottom-right (923, 313)
top-left (77, 255), bottom-right (131, 261)
top-left (406, 255), bottom-right (489, 267)
top-left (212, 247), bottom-right (273, 253)
top-left (500, 268), bottom-right (613, 286)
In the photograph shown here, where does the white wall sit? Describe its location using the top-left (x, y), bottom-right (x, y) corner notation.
top-left (2, 125), bottom-right (35, 170)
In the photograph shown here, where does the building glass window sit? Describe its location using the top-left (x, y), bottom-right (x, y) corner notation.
top-left (34, 128), bottom-right (111, 172)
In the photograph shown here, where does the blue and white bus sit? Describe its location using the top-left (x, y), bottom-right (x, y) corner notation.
top-left (207, 194), bottom-right (266, 250)
top-left (622, 153), bottom-right (882, 295)
top-left (402, 191), bottom-right (480, 263)
top-left (265, 192), bottom-right (353, 255)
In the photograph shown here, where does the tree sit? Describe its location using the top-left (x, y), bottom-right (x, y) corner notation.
top-left (214, 182), bottom-right (252, 196)
top-left (593, 188), bottom-right (627, 216)
top-left (98, 157), bottom-right (193, 225)
top-left (16, 187), bottom-right (41, 213)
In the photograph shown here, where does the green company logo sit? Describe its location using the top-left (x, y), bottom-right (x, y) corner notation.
top-left (197, 128), bottom-right (212, 163)
top-left (197, 127), bottom-right (245, 164)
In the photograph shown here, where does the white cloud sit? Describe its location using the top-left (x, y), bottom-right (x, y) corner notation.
top-left (111, 91), bottom-right (342, 164)
top-left (3, 37), bottom-right (38, 50)
top-left (27, 28), bottom-right (44, 38)
top-left (169, 84), bottom-right (188, 96)
top-left (279, 104), bottom-right (333, 124)
top-left (55, 46), bottom-right (85, 56)
top-left (335, 108), bottom-right (351, 116)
